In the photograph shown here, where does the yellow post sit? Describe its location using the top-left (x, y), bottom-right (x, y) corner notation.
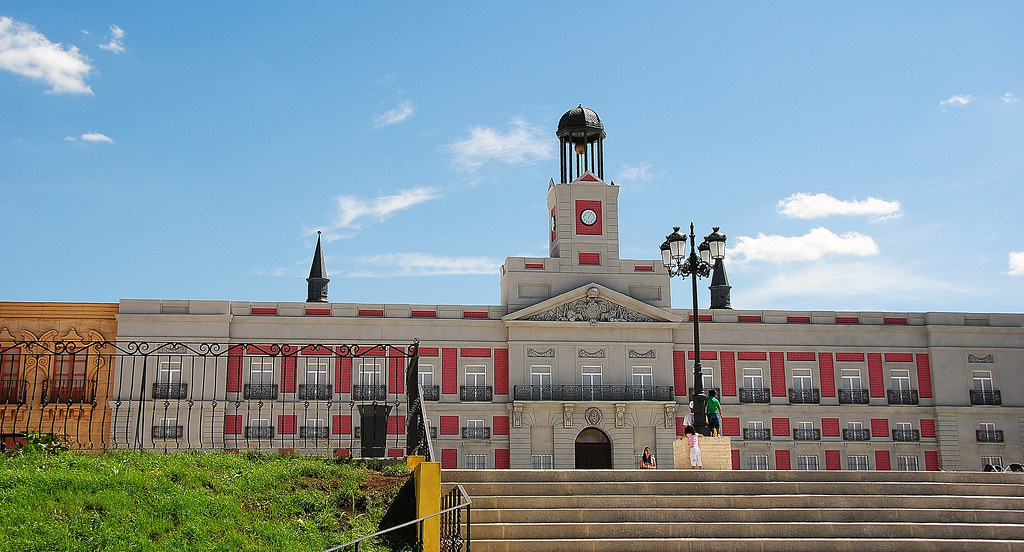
top-left (413, 461), bottom-right (441, 552)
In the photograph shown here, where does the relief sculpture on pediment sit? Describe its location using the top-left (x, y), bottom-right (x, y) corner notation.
top-left (526, 293), bottom-right (655, 323)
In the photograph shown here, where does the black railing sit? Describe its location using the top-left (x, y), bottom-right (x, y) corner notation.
top-left (892, 429), bottom-right (920, 442)
top-left (298, 384), bottom-right (332, 400)
top-left (788, 388), bottom-right (820, 404)
top-left (969, 390), bottom-right (1001, 405)
top-left (739, 387), bottom-right (771, 403)
top-left (460, 386), bottom-right (493, 402)
top-left (300, 426), bottom-right (330, 439)
top-left (152, 425), bottom-right (184, 439)
top-left (838, 389), bottom-right (871, 404)
top-left (245, 426), bottom-right (275, 439)
top-left (793, 429), bottom-right (821, 441)
top-left (244, 383), bottom-right (279, 400)
top-left (462, 427), bottom-right (490, 439)
top-left (688, 387), bottom-right (720, 398)
top-left (421, 385), bottom-right (440, 401)
top-left (41, 380), bottom-right (96, 405)
top-left (153, 382), bottom-right (188, 399)
top-left (977, 430), bottom-right (1004, 443)
top-left (0, 380), bottom-right (28, 404)
top-left (743, 428), bottom-right (771, 441)
top-left (887, 389), bottom-right (919, 405)
top-left (843, 429), bottom-right (871, 441)
top-left (513, 385), bottom-right (674, 402)
top-left (352, 385), bottom-right (387, 401)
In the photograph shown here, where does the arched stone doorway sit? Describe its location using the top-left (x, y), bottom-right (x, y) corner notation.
top-left (575, 427), bottom-right (612, 469)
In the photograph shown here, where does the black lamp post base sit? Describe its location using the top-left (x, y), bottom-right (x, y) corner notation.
top-left (691, 393), bottom-right (711, 436)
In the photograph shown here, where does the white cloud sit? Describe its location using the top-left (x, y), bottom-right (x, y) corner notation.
top-left (99, 24), bottom-right (125, 54)
top-left (939, 94), bottom-right (973, 107)
top-left (65, 132), bottom-right (113, 143)
top-left (0, 16), bottom-right (93, 94)
top-left (778, 193), bottom-right (901, 221)
top-left (730, 226), bottom-right (879, 264)
top-left (1001, 92), bottom-right (1019, 104)
top-left (372, 99), bottom-right (414, 129)
top-left (323, 187), bottom-right (441, 240)
top-left (1009, 251), bottom-right (1024, 276)
top-left (619, 164), bottom-right (653, 181)
top-left (346, 252), bottom-right (500, 277)
top-left (448, 118), bottom-right (552, 171)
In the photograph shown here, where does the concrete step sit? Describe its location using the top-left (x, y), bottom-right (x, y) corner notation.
top-left (468, 538), bottom-right (1024, 552)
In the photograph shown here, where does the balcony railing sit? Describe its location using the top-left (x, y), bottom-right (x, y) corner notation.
top-left (460, 386), bottom-right (493, 402)
top-left (887, 389), bottom-right (919, 405)
top-left (892, 429), bottom-right (920, 442)
top-left (789, 388), bottom-right (820, 404)
top-left (152, 425), bottom-right (184, 439)
top-left (688, 387), bottom-right (720, 398)
top-left (298, 384), bottom-right (332, 400)
top-left (976, 430), bottom-right (1004, 443)
top-left (739, 387), bottom-right (771, 403)
top-left (299, 426), bottom-right (330, 439)
top-left (462, 427), bottom-right (491, 439)
top-left (245, 426), bottom-right (275, 439)
top-left (513, 385), bottom-right (674, 402)
top-left (838, 388), bottom-right (870, 404)
top-left (969, 390), bottom-right (1001, 406)
top-left (793, 429), bottom-right (821, 441)
top-left (0, 380), bottom-right (28, 404)
top-left (743, 428), bottom-right (771, 441)
top-left (152, 382), bottom-right (188, 399)
top-left (421, 385), bottom-right (440, 401)
top-left (842, 429), bottom-right (871, 441)
top-left (41, 380), bottom-right (96, 405)
top-left (244, 383), bottom-right (279, 400)
top-left (352, 385), bottom-right (387, 401)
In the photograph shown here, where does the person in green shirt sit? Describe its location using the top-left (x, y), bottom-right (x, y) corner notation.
top-left (706, 389), bottom-right (722, 437)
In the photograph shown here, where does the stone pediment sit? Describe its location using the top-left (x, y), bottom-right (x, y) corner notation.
top-left (503, 283), bottom-right (680, 324)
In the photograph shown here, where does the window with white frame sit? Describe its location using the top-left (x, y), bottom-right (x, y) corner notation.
top-left (530, 366), bottom-right (551, 399)
top-left (841, 369), bottom-right (862, 390)
top-left (531, 454), bottom-right (553, 469)
top-left (742, 368), bottom-right (763, 389)
top-left (972, 370), bottom-right (993, 391)
top-left (247, 418), bottom-right (272, 439)
top-left (419, 364), bottom-right (434, 387)
top-left (981, 456), bottom-right (1003, 470)
top-left (797, 455), bottom-right (819, 470)
top-left (465, 365), bottom-right (486, 387)
top-left (890, 369), bottom-right (912, 391)
top-left (847, 421), bottom-right (863, 431)
top-left (582, 366), bottom-right (602, 400)
top-left (702, 369), bottom-right (714, 391)
top-left (747, 454), bottom-right (769, 470)
top-left (797, 421), bottom-right (814, 431)
top-left (896, 422), bottom-right (912, 432)
top-left (632, 366), bottom-right (653, 399)
top-left (154, 417), bottom-right (180, 439)
top-left (250, 357), bottom-right (275, 385)
top-left (748, 420), bottom-right (764, 430)
top-left (897, 455), bottom-right (919, 471)
top-left (848, 455), bottom-right (869, 471)
top-left (158, 357), bottom-right (182, 384)
top-left (305, 357), bottom-right (329, 385)
top-left (979, 422), bottom-right (997, 433)
top-left (359, 360), bottom-right (382, 387)
top-left (792, 368), bottom-right (813, 391)
top-left (465, 454), bottom-right (487, 470)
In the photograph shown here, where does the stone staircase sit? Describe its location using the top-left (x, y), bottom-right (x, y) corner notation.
top-left (442, 469), bottom-right (1024, 551)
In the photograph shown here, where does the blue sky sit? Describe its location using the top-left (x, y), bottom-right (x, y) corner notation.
top-left (2, 3), bottom-right (1023, 314)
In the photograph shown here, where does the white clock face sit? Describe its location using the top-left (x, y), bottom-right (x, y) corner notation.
top-left (580, 209), bottom-right (598, 226)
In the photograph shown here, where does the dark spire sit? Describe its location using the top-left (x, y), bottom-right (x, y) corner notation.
top-left (709, 259), bottom-right (732, 309)
top-left (306, 231), bottom-right (329, 303)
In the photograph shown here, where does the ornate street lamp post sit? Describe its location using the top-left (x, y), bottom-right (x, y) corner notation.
top-left (661, 224), bottom-right (727, 436)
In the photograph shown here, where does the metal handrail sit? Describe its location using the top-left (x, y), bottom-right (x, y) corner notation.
top-left (325, 484), bottom-right (472, 552)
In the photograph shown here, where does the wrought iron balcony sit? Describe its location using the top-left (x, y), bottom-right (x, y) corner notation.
top-left (842, 429), bottom-right (871, 441)
top-left (688, 387), bottom-right (720, 398)
top-left (838, 389), bottom-right (870, 404)
top-left (152, 425), bottom-right (183, 439)
top-left (352, 385), bottom-right (387, 401)
top-left (460, 386), bottom-right (493, 402)
top-left (298, 384), bottom-right (332, 400)
top-left (153, 382), bottom-right (188, 399)
top-left (969, 390), bottom-right (1001, 406)
top-left (743, 428), bottom-right (771, 441)
top-left (976, 430), bottom-right (1004, 443)
top-left (421, 385), bottom-right (440, 401)
top-left (793, 429), bottom-right (821, 441)
top-left (892, 429), bottom-right (920, 442)
top-left (245, 426), bottom-right (275, 439)
top-left (299, 426), bottom-right (330, 439)
top-left (41, 380), bottom-right (96, 405)
top-left (739, 387), bottom-right (771, 403)
top-left (887, 389), bottom-right (919, 405)
top-left (461, 427), bottom-right (491, 439)
top-left (244, 383), bottom-right (279, 400)
top-left (512, 385), bottom-right (674, 402)
top-left (788, 388), bottom-right (820, 404)
top-left (0, 380), bottom-right (27, 404)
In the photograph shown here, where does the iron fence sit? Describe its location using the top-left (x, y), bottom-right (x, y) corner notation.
top-left (887, 389), bottom-right (919, 405)
top-left (788, 388), bottom-right (820, 404)
top-left (739, 387), bottom-right (771, 403)
top-left (838, 389), bottom-right (871, 404)
top-left (969, 390), bottom-right (1001, 405)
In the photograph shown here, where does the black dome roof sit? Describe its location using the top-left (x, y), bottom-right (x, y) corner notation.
top-left (556, 104), bottom-right (605, 140)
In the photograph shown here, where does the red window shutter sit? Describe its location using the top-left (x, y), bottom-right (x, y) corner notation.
top-left (720, 351), bottom-right (736, 396)
top-left (226, 346), bottom-right (243, 393)
top-left (818, 353), bottom-right (836, 397)
top-left (884, 353), bottom-right (914, 363)
top-left (389, 349), bottom-right (405, 394)
top-left (924, 450), bottom-right (940, 471)
top-left (460, 348), bottom-right (491, 358)
top-left (387, 448), bottom-right (404, 458)
top-left (772, 417), bottom-right (790, 438)
top-left (332, 415), bottom-right (351, 435)
top-left (775, 450), bottom-right (791, 470)
top-left (722, 417), bottom-right (740, 437)
top-left (731, 450), bottom-right (740, 470)
top-left (875, 450), bottom-right (891, 471)
top-left (675, 418), bottom-right (687, 436)
top-left (493, 349), bottom-right (509, 395)
top-left (867, 353), bottom-right (884, 397)
top-left (916, 354), bottom-right (932, 398)
top-left (337, 355), bottom-right (352, 394)
top-left (737, 351), bottom-right (767, 361)
top-left (439, 415), bottom-right (459, 435)
top-left (821, 417), bottom-right (840, 437)
top-left (920, 418), bottom-right (936, 438)
top-left (769, 352), bottom-right (786, 397)
top-left (441, 348), bottom-right (457, 394)
top-left (224, 414), bottom-right (242, 435)
top-left (387, 416), bottom-right (405, 435)
top-left (333, 448), bottom-right (350, 458)
top-left (281, 355), bottom-right (296, 393)
top-left (419, 347), bottom-right (439, 357)
top-left (493, 415), bottom-right (509, 436)
top-left (870, 418), bottom-right (889, 438)
top-left (835, 352), bottom-right (864, 362)
top-left (278, 415), bottom-right (296, 435)
top-left (825, 450), bottom-right (841, 470)
top-left (441, 449), bottom-right (458, 469)
top-left (495, 449), bottom-right (510, 469)
top-left (673, 351), bottom-right (687, 397)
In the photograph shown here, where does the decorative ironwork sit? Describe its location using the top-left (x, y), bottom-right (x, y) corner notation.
top-left (968, 354), bottom-right (995, 363)
top-left (421, 385), bottom-right (440, 401)
top-left (527, 348), bottom-right (555, 357)
top-left (0, 380), bottom-right (28, 404)
top-left (739, 387), bottom-right (770, 403)
top-left (460, 386), bottom-right (493, 402)
top-left (892, 429), bottom-right (920, 442)
top-left (152, 425), bottom-right (184, 439)
top-left (440, 485), bottom-right (471, 552)
top-left (513, 385), bottom-right (673, 402)
top-left (41, 379), bottom-right (97, 405)
top-left (629, 349), bottom-right (655, 359)
top-left (243, 383), bottom-right (278, 400)
top-left (298, 384), bottom-right (332, 400)
top-left (977, 430), bottom-right (1004, 443)
top-left (585, 407), bottom-right (602, 425)
top-left (461, 427), bottom-right (490, 439)
top-left (887, 389), bottom-right (919, 405)
top-left (352, 385), bottom-right (387, 401)
top-left (793, 429), bottom-right (821, 441)
top-left (969, 390), bottom-right (1001, 405)
top-left (788, 388), bottom-right (820, 404)
top-left (300, 426), bottom-right (330, 439)
top-left (153, 382), bottom-right (188, 399)
top-left (743, 428), bottom-right (771, 440)
top-left (578, 349), bottom-right (606, 358)
top-left (245, 426), bottom-right (275, 439)
top-left (843, 429), bottom-right (871, 441)
top-left (839, 389), bottom-right (871, 404)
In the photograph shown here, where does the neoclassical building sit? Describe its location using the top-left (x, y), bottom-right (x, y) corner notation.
top-left (17, 106), bottom-right (1024, 471)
